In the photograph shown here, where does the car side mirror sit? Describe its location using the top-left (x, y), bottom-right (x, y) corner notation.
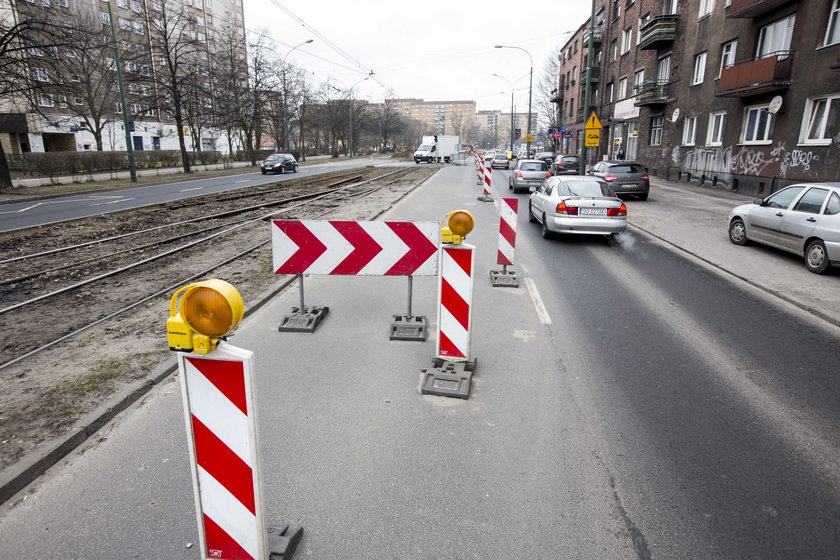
top-left (529, 186), bottom-right (537, 193)
top-left (753, 198), bottom-right (765, 206)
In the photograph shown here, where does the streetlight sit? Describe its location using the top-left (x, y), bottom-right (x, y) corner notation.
top-left (492, 74), bottom-right (515, 154)
top-left (347, 74), bottom-right (371, 157)
top-left (281, 39), bottom-right (313, 154)
top-left (495, 45), bottom-right (533, 156)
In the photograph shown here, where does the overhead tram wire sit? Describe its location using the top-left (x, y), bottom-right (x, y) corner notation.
top-left (264, 0), bottom-right (393, 92)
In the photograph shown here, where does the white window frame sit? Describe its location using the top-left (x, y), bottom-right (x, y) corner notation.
top-left (799, 93), bottom-right (840, 146)
top-left (119, 17), bottom-right (130, 30)
top-left (683, 115), bottom-right (698, 146)
top-left (117, 0), bottom-right (127, 7)
top-left (719, 40), bottom-right (737, 76)
top-left (58, 0), bottom-right (68, 6)
top-left (825, 0), bottom-right (840, 47)
top-left (706, 111), bottom-right (726, 146)
top-left (100, 11), bottom-right (110, 25)
top-left (38, 94), bottom-right (54, 107)
top-left (692, 52), bottom-right (707, 85)
top-left (607, 82), bottom-right (614, 103)
top-left (741, 104), bottom-right (775, 144)
top-left (74, 97), bottom-right (84, 106)
top-left (618, 77), bottom-right (628, 99)
top-left (633, 69), bottom-right (645, 92)
top-left (32, 67), bottom-right (49, 82)
top-left (650, 116), bottom-right (664, 146)
top-left (699, 0), bottom-right (714, 18)
top-left (621, 28), bottom-right (632, 54)
top-left (133, 21), bottom-right (144, 34)
top-left (757, 14), bottom-right (795, 58)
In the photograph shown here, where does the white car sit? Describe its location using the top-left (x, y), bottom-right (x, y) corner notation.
top-left (528, 175), bottom-right (627, 239)
top-left (727, 182), bottom-right (840, 274)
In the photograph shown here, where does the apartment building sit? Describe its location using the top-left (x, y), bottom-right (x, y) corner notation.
top-left (555, 0), bottom-right (840, 195)
top-left (1, 0), bottom-right (246, 156)
top-left (386, 98), bottom-right (478, 137)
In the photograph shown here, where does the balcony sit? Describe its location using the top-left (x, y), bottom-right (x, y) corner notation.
top-left (583, 26), bottom-right (603, 45)
top-left (726, 0), bottom-right (793, 18)
top-left (638, 14), bottom-right (679, 50)
top-left (633, 80), bottom-right (671, 106)
top-left (579, 67), bottom-right (601, 88)
top-left (550, 89), bottom-right (564, 104)
top-left (716, 51), bottom-right (794, 97)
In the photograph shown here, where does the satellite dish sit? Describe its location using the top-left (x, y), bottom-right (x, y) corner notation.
top-left (671, 108), bottom-right (681, 123)
top-left (768, 96), bottom-right (783, 115)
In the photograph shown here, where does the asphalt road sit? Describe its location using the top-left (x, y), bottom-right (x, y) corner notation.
top-left (0, 158), bottom-right (379, 233)
top-left (1, 164), bottom-right (838, 558)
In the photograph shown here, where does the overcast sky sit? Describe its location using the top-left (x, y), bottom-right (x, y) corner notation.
top-left (244, 0), bottom-right (593, 114)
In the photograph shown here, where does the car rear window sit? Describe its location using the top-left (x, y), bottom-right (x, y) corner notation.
top-left (608, 165), bottom-right (644, 173)
top-left (494, 154), bottom-right (507, 160)
top-left (561, 181), bottom-right (615, 197)
top-left (521, 162), bottom-right (548, 171)
top-left (562, 157), bottom-right (579, 164)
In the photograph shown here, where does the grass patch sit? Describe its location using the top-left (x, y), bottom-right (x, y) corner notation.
top-left (67, 358), bottom-right (132, 394)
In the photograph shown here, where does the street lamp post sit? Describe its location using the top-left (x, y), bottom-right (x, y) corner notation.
top-left (580, 0), bottom-right (596, 175)
top-left (347, 75), bottom-right (370, 157)
top-left (495, 45), bottom-right (533, 156)
top-left (281, 39), bottom-right (313, 154)
top-left (105, 0), bottom-right (136, 182)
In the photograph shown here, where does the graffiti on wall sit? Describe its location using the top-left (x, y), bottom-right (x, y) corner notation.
top-left (679, 141), bottom-right (835, 181)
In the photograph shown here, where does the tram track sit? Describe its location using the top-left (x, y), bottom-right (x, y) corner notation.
top-left (0, 163), bottom-right (439, 474)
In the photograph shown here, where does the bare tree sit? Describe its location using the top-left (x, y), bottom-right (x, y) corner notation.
top-left (147, 0), bottom-right (205, 172)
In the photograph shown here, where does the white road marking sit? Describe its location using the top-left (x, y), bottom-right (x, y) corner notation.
top-left (524, 277), bottom-right (552, 325)
top-left (180, 187), bottom-right (203, 192)
top-left (235, 179), bottom-right (252, 184)
top-left (89, 198), bottom-right (135, 207)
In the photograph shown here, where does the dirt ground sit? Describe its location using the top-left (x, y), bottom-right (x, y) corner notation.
top-left (0, 163), bottom-right (439, 474)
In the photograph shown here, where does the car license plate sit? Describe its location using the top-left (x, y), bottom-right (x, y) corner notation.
top-left (623, 183), bottom-right (637, 188)
top-left (579, 208), bottom-right (607, 216)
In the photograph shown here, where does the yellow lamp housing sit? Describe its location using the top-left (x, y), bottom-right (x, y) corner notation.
top-left (167, 279), bottom-right (244, 354)
top-left (440, 210), bottom-right (475, 245)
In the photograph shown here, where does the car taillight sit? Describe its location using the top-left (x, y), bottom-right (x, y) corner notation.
top-left (516, 170), bottom-right (523, 178)
top-left (555, 201), bottom-right (578, 215)
top-left (545, 172), bottom-right (552, 178)
top-left (640, 174), bottom-right (649, 180)
top-left (607, 203), bottom-right (628, 217)
top-left (603, 175), bottom-right (618, 182)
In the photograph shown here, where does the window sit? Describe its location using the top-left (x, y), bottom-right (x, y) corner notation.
top-left (610, 39), bottom-right (617, 61)
top-left (650, 116), bottom-right (664, 146)
top-left (74, 97), bottom-right (84, 105)
top-left (633, 69), bottom-right (645, 91)
top-left (664, 0), bottom-right (677, 12)
top-left (130, 0), bottom-right (140, 12)
top-left (58, 0), bottom-right (68, 6)
top-left (699, 0), bottom-right (714, 18)
top-left (657, 55), bottom-right (671, 81)
top-left (683, 116), bottom-right (698, 145)
top-left (117, 0), bottom-right (127, 7)
top-left (115, 102), bottom-right (123, 113)
top-left (38, 94), bottom-right (54, 107)
top-left (618, 77), bottom-right (627, 99)
top-left (133, 21), bottom-right (144, 34)
top-left (607, 82), bottom-right (614, 103)
top-left (621, 28), bottom-right (632, 54)
top-left (793, 188), bottom-right (829, 214)
top-left (800, 94), bottom-right (840, 145)
top-left (766, 187), bottom-right (804, 209)
top-left (826, 192), bottom-right (840, 215)
top-left (826, 0), bottom-right (840, 46)
top-left (707, 111), bottom-right (725, 145)
top-left (58, 95), bottom-right (68, 108)
top-left (70, 73), bottom-right (80, 82)
top-left (32, 67), bottom-right (49, 82)
top-left (152, 0), bottom-right (161, 9)
top-left (613, 0), bottom-right (621, 19)
top-left (638, 14), bottom-right (650, 43)
top-left (119, 17), bottom-right (130, 30)
top-left (757, 14), bottom-right (795, 58)
top-left (100, 11), bottom-right (110, 25)
top-left (692, 52), bottom-right (707, 85)
top-left (742, 105), bottom-right (775, 143)
top-left (719, 40), bottom-right (737, 75)
top-left (41, 0), bottom-right (51, 7)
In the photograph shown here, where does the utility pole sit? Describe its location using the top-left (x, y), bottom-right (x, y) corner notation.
top-left (105, 0), bottom-right (136, 182)
top-left (579, 0), bottom-right (596, 175)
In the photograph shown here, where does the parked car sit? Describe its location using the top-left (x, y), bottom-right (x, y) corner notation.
top-left (551, 155), bottom-right (581, 175)
top-left (491, 153), bottom-right (511, 169)
top-left (727, 182), bottom-right (840, 274)
top-left (509, 159), bottom-right (551, 193)
top-left (528, 175), bottom-right (627, 239)
top-left (484, 151), bottom-right (496, 163)
top-left (588, 160), bottom-right (650, 200)
top-left (261, 153), bottom-right (298, 174)
top-left (534, 151), bottom-right (555, 167)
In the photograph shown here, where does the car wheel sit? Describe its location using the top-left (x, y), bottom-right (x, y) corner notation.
top-left (261, 170), bottom-right (266, 175)
top-left (279, 166), bottom-right (285, 174)
top-left (293, 165), bottom-right (298, 173)
top-left (508, 180), bottom-right (512, 190)
top-left (541, 214), bottom-right (552, 239)
top-left (638, 192), bottom-right (649, 201)
top-left (728, 218), bottom-right (748, 246)
top-left (528, 203), bottom-right (537, 223)
top-left (805, 239), bottom-right (830, 274)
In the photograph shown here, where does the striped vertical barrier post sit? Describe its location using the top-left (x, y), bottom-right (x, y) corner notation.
top-left (475, 154), bottom-right (483, 185)
top-left (178, 345), bottom-right (302, 560)
top-left (478, 163), bottom-right (493, 202)
top-left (490, 198), bottom-right (520, 288)
top-left (421, 240), bottom-right (477, 399)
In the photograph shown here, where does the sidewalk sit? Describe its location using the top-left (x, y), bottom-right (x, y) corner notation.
top-left (630, 175), bottom-right (840, 328)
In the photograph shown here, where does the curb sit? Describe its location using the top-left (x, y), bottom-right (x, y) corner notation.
top-left (0, 276), bottom-right (297, 505)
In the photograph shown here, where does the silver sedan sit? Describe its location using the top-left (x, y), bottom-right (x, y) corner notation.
top-left (509, 159), bottom-right (551, 193)
top-left (727, 182), bottom-right (840, 274)
top-left (528, 176), bottom-right (627, 239)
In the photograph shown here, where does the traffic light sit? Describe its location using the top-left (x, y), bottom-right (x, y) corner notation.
top-left (167, 279), bottom-right (244, 354)
top-left (515, 128), bottom-right (521, 139)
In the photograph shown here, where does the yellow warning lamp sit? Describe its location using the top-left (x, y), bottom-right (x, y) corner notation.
top-left (441, 210), bottom-right (475, 245)
top-left (167, 279), bottom-right (244, 354)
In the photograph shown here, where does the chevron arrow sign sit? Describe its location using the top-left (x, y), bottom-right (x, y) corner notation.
top-left (272, 220), bottom-right (440, 276)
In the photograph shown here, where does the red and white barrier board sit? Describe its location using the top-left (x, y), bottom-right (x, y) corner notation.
top-left (483, 165), bottom-right (492, 195)
top-left (272, 220), bottom-right (439, 276)
top-left (178, 344), bottom-right (267, 560)
top-left (497, 198), bottom-right (519, 266)
top-left (436, 244), bottom-right (475, 361)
